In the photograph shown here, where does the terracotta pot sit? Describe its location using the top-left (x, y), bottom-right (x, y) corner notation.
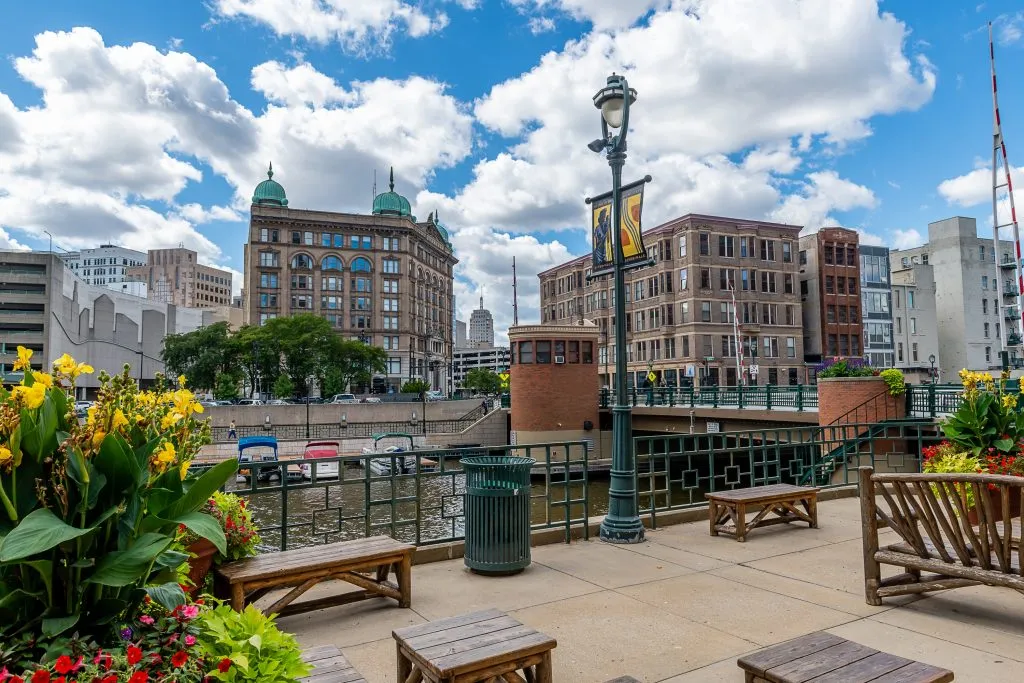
top-left (185, 538), bottom-right (218, 595)
top-left (967, 486), bottom-right (1023, 526)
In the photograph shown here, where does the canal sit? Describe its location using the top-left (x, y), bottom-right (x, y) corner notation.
top-left (227, 464), bottom-right (613, 551)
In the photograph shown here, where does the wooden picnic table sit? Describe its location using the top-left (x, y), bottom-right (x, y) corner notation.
top-left (706, 483), bottom-right (819, 542)
top-left (215, 535), bottom-right (414, 617)
top-left (738, 632), bottom-right (954, 682)
top-left (300, 645), bottom-right (367, 683)
top-left (393, 608), bottom-right (556, 683)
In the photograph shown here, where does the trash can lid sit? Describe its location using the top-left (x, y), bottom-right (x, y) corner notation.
top-left (461, 455), bottom-right (535, 467)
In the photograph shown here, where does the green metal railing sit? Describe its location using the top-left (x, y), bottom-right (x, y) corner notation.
top-left (205, 441), bottom-right (590, 551)
top-left (633, 421), bottom-right (943, 528)
top-left (599, 385), bottom-right (819, 411)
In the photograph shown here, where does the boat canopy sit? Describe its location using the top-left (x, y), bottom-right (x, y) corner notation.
top-left (238, 436), bottom-right (279, 453)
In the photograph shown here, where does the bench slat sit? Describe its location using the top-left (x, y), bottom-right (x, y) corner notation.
top-left (300, 646), bottom-right (367, 683)
top-left (739, 632), bottom-right (848, 676)
top-left (707, 484), bottom-right (818, 503)
top-left (218, 536), bottom-right (414, 581)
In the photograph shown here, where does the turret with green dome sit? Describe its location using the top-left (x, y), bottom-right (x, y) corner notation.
top-left (252, 162), bottom-right (288, 206)
top-left (372, 167), bottom-right (413, 218)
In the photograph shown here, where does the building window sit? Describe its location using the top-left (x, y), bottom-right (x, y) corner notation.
top-left (321, 255), bottom-right (343, 271)
top-left (679, 268), bottom-right (688, 290)
top-left (383, 336), bottom-right (400, 350)
top-left (259, 228), bottom-right (278, 242)
top-left (383, 258), bottom-right (400, 274)
top-left (352, 296), bottom-right (371, 310)
top-left (699, 233), bottom-right (710, 256)
top-left (827, 334), bottom-right (838, 356)
top-left (912, 343), bottom-right (919, 362)
top-left (786, 337), bottom-right (796, 358)
top-left (720, 302), bottom-right (734, 323)
top-left (718, 235), bottom-right (734, 257)
top-left (825, 276), bottom-right (834, 294)
top-left (719, 268), bottom-right (735, 291)
top-left (896, 317), bottom-right (902, 334)
top-left (383, 315), bottom-right (399, 329)
top-left (760, 239), bottom-right (775, 261)
top-left (352, 277), bottom-right (372, 293)
top-left (984, 322), bottom-right (990, 338)
top-left (383, 298), bottom-right (399, 312)
top-left (784, 273), bottom-right (794, 294)
top-left (827, 305), bottom-right (836, 323)
top-left (387, 357), bottom-right (402, 374)
top-left (679, 236), bottom-right (687, 258)
top-left (322, 276), bottom-right (341, 291)
top-left (763, 336), bottom-right (779, 358)
top-left (320, 295), bottom-right (341, 310)
top-left (852, 335), bottom-right (860, 355)
top-left (799, 250), bottom-right (807, 265)
top-left (848, 277), bottom-right (857, 295)
top-left (351, 257), bottom-right (372, 273)
top-left (680, 302), bottom-right (690, 323)
top-left (701, 301), bottom-right (712, 322)
top-left (837, 277), bottom-right (846, 295)
top-left (291, 254), bottom-right (313, 269)
top-left (982, 276), bottom-right (989, 290)
top-left (582, 342), bottom-right (594, 363)
top-left (839, 334), bottom-right (849, 356)
top-left (383, 237), bottom-right (400, 251)
top-left (908, 291), bottom-right (915, 308)
top-left (259, 251), bottom-right (279, 267)
top-left (782, 241), bottom-right (792, 263)
top-left (291, 274), bottom-right (313, 290)
top-left (304, 231), bottom-right (313, 245)
top-left (824, 245), bottom-right (834, 265)
top-left (980, 245), bottom-right (986, 260)
top-left (258, 293), bottom-right (277, 308)
top-left (898, 343), bottom-right (904, 361)
top-left (383, 279), bottom-right (399, 294)
top-left (259, 273), bottom-right (278, 288)
top-left (259, 313), bottom-right (276, 326)
top-left (986, 346), bottom-right (992, 363)
top-left (536, 341), bottom-right (552, 364)
top-left (700, 268), bottom-right (711, 289)
top-left (291, 294), bottom-right (312, 309)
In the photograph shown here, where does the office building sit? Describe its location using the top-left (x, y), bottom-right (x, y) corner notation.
top-left (59, 245), bottom-right (147, 288)
top-left (127, 247), bottom-right (233, 308)
top-left (799, 228), bottom-right (863, 365)
top-left (1, 251), bottom-right (207, 393)
top-left (860, 245), bottom-right (894, 368)
top-left (453, 346), bottom-right (511, 387)
top-left (890, 261), bottom-right (941, 383)
top-left (468, 296), bottom-right (495, 347)
top-left (242, 165), bottom-right (457, 392)
top-left (891, 216), bottom-right (1022, 373)
top-left (455, 319), bottom-right (467, 349)
top-left (539, 214), bottom-right (804, 388)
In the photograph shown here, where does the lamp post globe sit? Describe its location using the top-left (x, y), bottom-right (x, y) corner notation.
top-left (929, 354), bottom-right (937, 384)
top-left (590, 73), bottom-right (645, 544)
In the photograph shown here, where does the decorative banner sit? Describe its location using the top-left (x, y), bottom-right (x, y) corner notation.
top-left (589, 177), bottom-right (649, 276)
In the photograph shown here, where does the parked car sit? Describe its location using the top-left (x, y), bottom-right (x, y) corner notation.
top-left (267, 399), bottom-right (291, 405)
top-left (361, 396), bottom-right (382, 403)
top-left (330, 393), bottom-right (358, 404)
top-left (236, 398), bottom-right (264, 406)
top-left (425, 391), bottom-right (444, 401)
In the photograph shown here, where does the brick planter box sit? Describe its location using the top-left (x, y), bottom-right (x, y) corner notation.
top-left (817, 376), bottom-right (906, 427)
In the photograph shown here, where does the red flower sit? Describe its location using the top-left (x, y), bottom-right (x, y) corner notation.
top-left (217, 658), bottom-right (232, 673)
top-left (128, 672), bottom-right (148, 683)
top-left (9, 677), bottom-right (24, 683)
top-left (53, 658), bottom-right (72, 676)
top-left (30, 671), bottom-right (49, 683)
top-left (171, 652), bottom-right (189, 668)
top-left (126, 645), bottom-right (143, 666)
top-left (100, 676), bottom-right (117, 683)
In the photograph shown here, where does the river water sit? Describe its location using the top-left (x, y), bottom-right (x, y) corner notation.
top-left (225, 463), bottom-right (612, 551)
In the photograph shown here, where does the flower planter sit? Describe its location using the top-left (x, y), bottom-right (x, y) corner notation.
top-left (186, 538), bottom-right (218, 595)
top-left (967, 485), bottom-right (1023, 526)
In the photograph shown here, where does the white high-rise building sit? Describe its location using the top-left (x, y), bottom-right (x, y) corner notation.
top-left (891, 216), bottom-right (1022, 374)
top-left (468, 295), bottom-right (494, 348)
top-left (59, 245), bottom-right (147, 289)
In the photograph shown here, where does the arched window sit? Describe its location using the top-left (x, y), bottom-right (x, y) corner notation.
top-left (351, 257), bottom-right (372, 273)
top-left (321, 255), bottom-right (343, 271)
top-left (291, 253), bottom-right (313, 270)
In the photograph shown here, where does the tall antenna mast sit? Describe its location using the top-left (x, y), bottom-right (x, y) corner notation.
top-left (512, 257), bottom-right (519, 325)
top-left (989, 22), bottom-right (1023, 366)
top-left (373, 170), bottom-right (377, 203)
top-left (729, 276), bottom-right (742, 385)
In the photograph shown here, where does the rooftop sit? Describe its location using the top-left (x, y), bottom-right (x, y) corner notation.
top-left (273, 496), bottom-right (1024, 682)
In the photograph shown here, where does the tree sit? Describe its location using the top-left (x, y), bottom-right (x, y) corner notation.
top-left (402, 378), bottom-right (431, 394)
top-left (273, 373), bottom-right (295, 399)
top-left (463, 368), bottom-right (502, 395)
top-left (263, 314), bottom-right (337, 392)
top-left (162, 322), bottom-right (237, 391)
top-left (234, 324), bottom-right (281, 398)
top-left (332, 338), bottom-right (387, 393)
top-left (214, 372), bottom-right (239, 401)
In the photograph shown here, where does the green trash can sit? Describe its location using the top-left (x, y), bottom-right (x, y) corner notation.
top-left (462, 455), bottom-right (535, 575)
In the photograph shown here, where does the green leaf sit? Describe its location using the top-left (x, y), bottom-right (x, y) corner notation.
top-left (23, 559), bottom-right (54, 603)
top-left (154, 549), bottom-right (190, 570)
top-left (94, 431), bottom-right (139, 494)
top-left (995, 438), bottom-right (1015, 451)
top-left (42, 614), bottom-right (79, 637)
top-left (18, 409), bottom-right (41, 459)
top-left (146, 582), bottom-right (186, 611)
top-left (86, 533), bottom-right (172, 587)
top-left (0, 508), bottom-right (94, 562)
top-left (38, 395), bottom-right (59, 454)
top-left (248, 634), bottom-right (262, 651)
top-left (158, 458), bottom-right (237, 520)
top-left (175, 511), bottom-right (227, 555)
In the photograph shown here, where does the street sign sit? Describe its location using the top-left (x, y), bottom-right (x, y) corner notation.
top-left (707, 421), bottom-right (721, 433)
top-left (498, 372), bottom-right (509, 382)
top-left (749, 364), bottom-right (759, 377)
top-left (647, 371), bottom-right (657, 383)
top-left (704, 356), bottom-right (715, 362)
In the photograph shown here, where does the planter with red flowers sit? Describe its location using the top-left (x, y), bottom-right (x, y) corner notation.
top-left (175, 492), bottom-right (261, 595)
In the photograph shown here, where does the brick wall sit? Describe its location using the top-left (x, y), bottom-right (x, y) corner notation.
top-left (817, 377), bottom-right (906, 427)
top-left (510, 357), bottom-right (599, 433)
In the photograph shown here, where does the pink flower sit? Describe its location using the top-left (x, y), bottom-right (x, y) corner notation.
top-left (181, 605), bottom-right (199, 620)
top-left (184, 635), bottom-right (196, 646)
top-left (139, 615), bottom-right (155, 625)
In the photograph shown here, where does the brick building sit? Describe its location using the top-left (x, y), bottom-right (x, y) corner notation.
top-left (538, 214), bottom-right (804, 388)
top-left (508, 321), bottom-right (601, 458)
top-left (241, 165), bottom-right (457, 392)
top-left (127, 247), bottom-right (233, 308)
top-left (799, 228), bottom-right (863, 365)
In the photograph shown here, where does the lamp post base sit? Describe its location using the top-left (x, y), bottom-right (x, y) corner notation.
top-left (599, 516), bottom-right (645, 544)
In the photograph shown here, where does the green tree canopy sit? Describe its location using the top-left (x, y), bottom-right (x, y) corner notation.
top-left (214, 372), bottom-right (240, 401)
top-left (463, 368), bottom-right (502, 395)
top-left (272, 373), bottom-right (295, 399)
top-left (162, 322), bottom-right (237, 391)
top-left (401, 379), bottom-right (431, 394)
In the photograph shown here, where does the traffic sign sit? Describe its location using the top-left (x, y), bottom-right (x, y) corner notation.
top-left (647, 371), bottom-right (657, 383)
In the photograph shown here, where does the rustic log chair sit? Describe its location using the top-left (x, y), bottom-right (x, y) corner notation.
top-left (859, 466), bottom-right (1024, 606)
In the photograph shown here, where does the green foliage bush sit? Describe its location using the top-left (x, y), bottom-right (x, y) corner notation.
top-left (195, 604), bottom-right (311, 682)
top-left (879, 368), bottom-right (906, 396)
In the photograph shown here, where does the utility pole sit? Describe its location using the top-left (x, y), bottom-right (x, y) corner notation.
top-left (512, 256), bottom-right (519, 326)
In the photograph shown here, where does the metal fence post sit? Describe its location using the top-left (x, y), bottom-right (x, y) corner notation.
top-left (766, 385), bottom-right (773, 411)
top-left (797, 384), bottom-right (804, 412)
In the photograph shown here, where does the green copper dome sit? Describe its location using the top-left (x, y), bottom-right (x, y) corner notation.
top-left (252, 163), bottom-right (288, 206)
top-left (372, 167), bottom-right (412, 217)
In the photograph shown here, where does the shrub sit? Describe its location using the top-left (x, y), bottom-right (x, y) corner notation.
top-left (0, 347), bottom-right (237, 662)
top-left (815, 357), bottom-right (877, 379)
top-left (177, 492), bottom-right (261, 564)
top-left (879, 368), bottom-right (906, 396)
top-left (942, 370), bottom-right (1024, 459)
top-left (922, 441), bottom-right (983, 508)
top-left (194, 604), bottom-right (310, 682)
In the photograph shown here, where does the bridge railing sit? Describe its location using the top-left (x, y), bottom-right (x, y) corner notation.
top-left (599, 385), bottom-right (819, 411)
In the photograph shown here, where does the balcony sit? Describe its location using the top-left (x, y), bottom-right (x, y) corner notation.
top-left (1004, 285), bottom-right (1020, 297)
top-left (1000, 255), bottom-right (1019, 269)
top-left (1005, 307), bottom-right (1020, 321)
top-left (1009, 333), bottom-right (1023, 346)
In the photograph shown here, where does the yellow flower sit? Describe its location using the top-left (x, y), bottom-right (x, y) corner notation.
top-left (111, 409), bottom-right (129, 433)
top-left (178, 375), bottom-right (187, 388)
top-left (12, 383), bottom-right (46, 409)
top-left (53, 353), bottom-right (94, 378)
top-left (13, 346), bottom-right (32, 372)
top-left (92, 430), bottom-right (107, 451)
top-left (153, 442), bottom-right (176, 473)
top-left (86, 406), bottom-right (97, 425)
top-left (179, 459), bottom-right (192, 480)
top-left (31, 371), bottom-right (53, 388)
top-left (161, 411), bottom-right (184, 430)
top-left (0, 445), bottom-right (13, 467)
top-left (1003, 393), bottom-right (1019, 410)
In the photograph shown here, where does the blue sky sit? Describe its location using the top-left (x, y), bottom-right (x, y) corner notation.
top-left (0, 0), bottom-right (1022, 338)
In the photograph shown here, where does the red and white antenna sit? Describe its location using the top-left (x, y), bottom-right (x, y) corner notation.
top-left (989, 22), bottom-right (1022, 359)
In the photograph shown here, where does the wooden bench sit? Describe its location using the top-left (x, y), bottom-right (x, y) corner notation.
top-left (300, 645), bottom-right (367, 683)
top-left (706, 483), bottom-right (819, 542)
top-left (859, 467), bottom-right (1024, 606)
top-left (393, 608), bottom-right (556, 683)
top-left (215, 536), bottom-right (414, 617)
top-left (738, 632), bottom-right (954, 682)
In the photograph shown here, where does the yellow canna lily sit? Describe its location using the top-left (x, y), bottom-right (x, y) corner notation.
top-left (179, 459), bottom-right (192, 481)
top-left (31, 371), bottom-right (54, 389)
top-left (0, 445), bottom-right (13, 467)
top-left (54, 353), bottom-right (94, 378)
top-left (12, 383), bottom-right (46, 410)
top-left (92, 430), bottom-right (107, 451)
top-left (13, 346), bottom-right (32, 372)
top-left (111, 409), bottom-right (129, 433)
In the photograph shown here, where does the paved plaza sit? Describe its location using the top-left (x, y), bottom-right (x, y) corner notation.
top-left (277, 497), bottom-right (1024, 682)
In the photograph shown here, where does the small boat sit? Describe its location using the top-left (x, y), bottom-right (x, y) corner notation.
top-left (360, 433), bottom-right (438, 475)
top-left (301, 440), bottom-right (341, 480)
top-left (237, 436), bottom-right (281, 483)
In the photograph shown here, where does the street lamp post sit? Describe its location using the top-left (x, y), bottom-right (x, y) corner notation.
top-left (929, 354), bottom-right (937, 385)
top-left (589, 73), bottom-right (645, 544)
